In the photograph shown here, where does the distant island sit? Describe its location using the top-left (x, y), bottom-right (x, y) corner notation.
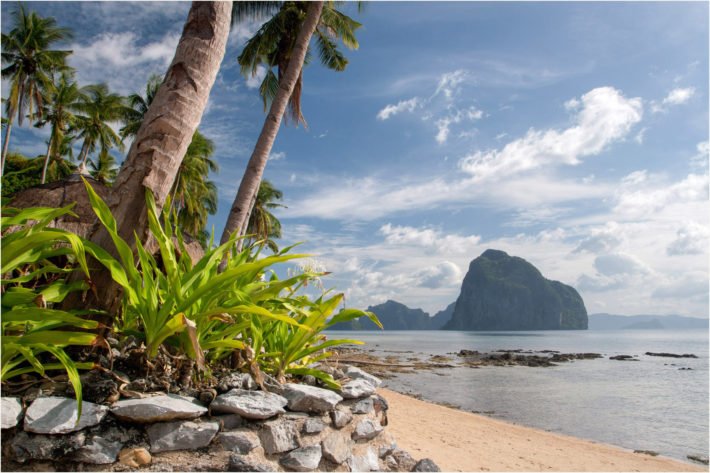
top-left (444, 249), bottom-right (588, 330)
top-left (330, 249), bottom-right (707, 332)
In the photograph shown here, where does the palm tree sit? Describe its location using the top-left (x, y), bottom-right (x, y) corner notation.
top-left (246, 180), bottom-right (285, 253)
top-left (120, 74), bottom-right (162, 140)
top-left (36, 71), bottom-right (83, 183)
top-left (73, 83), bottom-right (126, 174)
top-left (88, 149), bottom-right (118, 185)
top-left (239, 1), bottom-right (361, 126)
top-left (219, 1), bottom-right (326, 247)
top-left (169, 130), bottom-right (219, 241)
top-left (1, 5), bottom-right (73, 176)
top-left (80, 2), bottom-right (234, 313)
top-left (43, 133), bottom-right (76, 181)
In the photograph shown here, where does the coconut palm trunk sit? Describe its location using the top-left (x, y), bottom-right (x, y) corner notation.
top-left (40, 135), bottom-right (54, 184)
top-left (79, 1), bottom-right (232, 312)
top-left (220, 1), bottom-right (324, 248)
top-left (1, 118), bottom-right (14, 175)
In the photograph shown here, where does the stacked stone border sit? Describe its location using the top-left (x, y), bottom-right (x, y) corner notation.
top-left (1, 366), bottom-right (439, 472)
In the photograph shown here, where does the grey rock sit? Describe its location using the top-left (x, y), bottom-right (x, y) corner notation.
top-left (321, 432), bottom-right (351, 464)
top-left (217, 431), bottom-right (260, 454)
top-left (146, 420), bottom-right (220, 453)
top-left (352, 419), bottom-right (383, 441)
top-left (302, 418), bottom-right (325, 434)
top-left (330, 409), bottom-right (353, 429)
top-left (11, 430), bottom-right (85, 463)
top-left (379, 443), bottom-right (396, 458)
top-left (384, 455), bottom-right (398, 471)
top-left (211, 389), bottom-right (287, 420)
top-left (259, 418), bottom-right (300, 454)
top-left (280, 445), bottom-right (322, 471)
top-left (228, 454), bottom-right (275, 472)
top-left (1, 397), bottom-right (23, 429)
top-left (348, 447), bottom-right (379, 472)
top-left (111, 394), bottom-right (207, 423)
top-left (340, 379), bottom-right (376, 399)
top-left (217, 373), bottom-right (257, 393)
top-left (217, 414), bottom-right (245, 430)
top-left (302, 375), bottom-right (317, 386)
top-left (333, 368), bottom-right (346, 380)
top-left (414, 458), bottom-right (441, 471)
top-left (373, 394), bottom-right (389, 412)
top-left (392, 449), bottom-right (417, 471)
top-left (283, 383), bottom-right (343, 414)
top-left (344, 366), bottom-right (382, 388)
top-left (71, 436), bottom-right (123, 464)
top-left (351, 398), bottom-right (374, 415)
top-left (24, 397), bottom-right (108, 434)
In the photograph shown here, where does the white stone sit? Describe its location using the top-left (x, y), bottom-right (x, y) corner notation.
top-left (1, 397), bottom-right (23, 429)
top-left (110, 394), bottom-right (207, 423)
top-left (24, 397), bottom-right (108, 434)
top-left (211, 389), bottom-right (287, 419)
top-left (340, 379), bottom-right (376, 399)
top-left (344, 366), bottom-right (382, 388)
top-left (280, 445), bottom-right (322, 471)
top-left (283, 383), bottom-right (343, 414)
top-left (146, 420), bottom-right (220, 453)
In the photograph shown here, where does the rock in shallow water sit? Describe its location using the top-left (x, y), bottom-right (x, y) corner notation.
top-left (24, 397), bottom-right (108, 434)
top-left (280, 445), bottom-right (322, 471)
top-left (340, 379), bottom-right (376, 399)
top-left (211, 389), bottom-right (287, 419)
top-left (110, 394), bottom-right (207, 423)
top-left (282, 383), bottom-right (343, 414)
top-left (1, 397), bottom-right (23, 429)
top-left (146, 420), bottom-right (220, 452)
top-left (344, 366), bottom-right (382, 388)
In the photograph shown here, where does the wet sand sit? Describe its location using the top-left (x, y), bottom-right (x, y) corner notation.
top-left (380, 388), bottom-right (705, 472)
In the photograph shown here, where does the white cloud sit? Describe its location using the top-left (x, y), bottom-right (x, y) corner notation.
top-left (434, 70), bottom-right (467, 99)
top-left (269, 151), bottom-right (286, 161)
top-left (594, 253), bottom-right (651, 276)
top-left (573, 222), bottom-right (624, 253)
top-left (377, 97), bottom-right (420, 121)
top-left (662, 87), bottom-right (696, 105)
top-left (379, 224), bottom-right (481, 254)
top-left (459, 87), bottom-right (642, 181)
top-left (690, 141), bottom-right (709, 170)
top-left (613, 172), bottom-right (708, 217)
top-left (667, 222), bottom-right (710, 256)
top-left (435, 106), bottom-right (483, 144)
top-left (415, 261), bottom-right (462, 289)
top-left (68, 31), bottom-right (180, 94)
top-left (245, 64), bottom-right (267, 89)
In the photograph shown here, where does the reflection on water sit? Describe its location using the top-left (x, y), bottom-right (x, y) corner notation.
top-left (327, 329), bottom-right (709, 463)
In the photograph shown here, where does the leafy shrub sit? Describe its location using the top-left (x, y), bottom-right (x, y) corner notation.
top-left (1, 205), bottom-right (103, 416)
top-left (83, 179), bottom-right (380, 386)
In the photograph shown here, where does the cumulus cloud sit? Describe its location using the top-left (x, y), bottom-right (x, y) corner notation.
top-left (68, 31), bottom-right (180, 94)
top-left (415, 261), bottom-right (462, 288)
top-left (667, 222), bottom-right (710, 256)
top-left (434, 70), bottom-right (467, 99)
top-left (690, 141), bottom-right (709, 170)
top-left (572, 222), bottom-right (624, 254)
top-left (435, 106), bottom-right (483, 144)
top-left (379, 224), bottom-right (481, 254)
top-left (613, 172), bottom-right (709, 217)
top-left (594, 253), bottom-right (650, 276)
top-left (459, 87), bottom-right (643, 181)
top-left (663, 87), bottom-right (696, 105)
top-left (377, 97), bottom-right (420, 120)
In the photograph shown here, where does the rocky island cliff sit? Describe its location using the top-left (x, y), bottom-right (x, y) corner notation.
top-left (443, 249), bottom-right (588, 331)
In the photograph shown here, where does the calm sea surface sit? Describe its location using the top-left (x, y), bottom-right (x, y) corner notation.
top-left (326, 329), bottom-right (709, 462)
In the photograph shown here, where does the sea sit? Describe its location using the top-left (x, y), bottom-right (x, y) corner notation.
top-left (326, 329), bottom-right (709, 463)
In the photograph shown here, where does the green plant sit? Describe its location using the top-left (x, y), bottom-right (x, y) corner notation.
top-left (1, 205), bottom-right (103, 416)
top-left (82, 179), bottom-right (309, 369)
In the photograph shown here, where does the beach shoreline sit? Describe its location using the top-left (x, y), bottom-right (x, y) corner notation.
top-left (379, 387), bottom-right (706, 472)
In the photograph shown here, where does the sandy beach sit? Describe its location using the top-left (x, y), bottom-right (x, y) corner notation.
top-left (380, 388), bottom-right (705, 472)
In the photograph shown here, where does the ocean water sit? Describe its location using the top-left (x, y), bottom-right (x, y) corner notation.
top-left (326, 329), bottom-right (709, 463)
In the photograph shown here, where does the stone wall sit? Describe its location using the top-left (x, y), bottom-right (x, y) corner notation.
top-left (1, 366), bottom-right (438, 472)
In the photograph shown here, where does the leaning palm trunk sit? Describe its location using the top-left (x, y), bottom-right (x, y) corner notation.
top-left (40, 135), bottom-right (54, 184)
top-left (73, 1), bottom-right (232, 314)
top-left (76, 139), bottom-right (91, 175)
top-left (220, 1), bottom-right (324, 249)
top-left (1, 116), bottom-right (15, 176)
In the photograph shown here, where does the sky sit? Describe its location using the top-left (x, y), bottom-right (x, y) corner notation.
top-left (2, 1), bottom-right (709, 318)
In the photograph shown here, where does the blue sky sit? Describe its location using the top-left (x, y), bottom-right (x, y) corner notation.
top-left (3, 2), bottom-right (708, 318)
